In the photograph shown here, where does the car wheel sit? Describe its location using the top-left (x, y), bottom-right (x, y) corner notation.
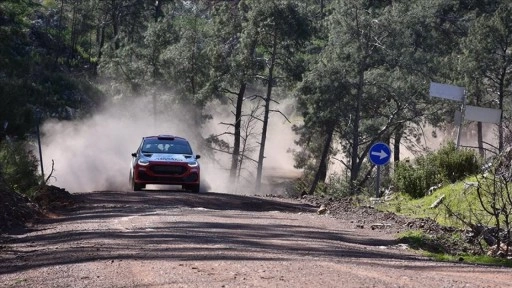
top-left (130, 172), bottom-right (144, 191)
top-left (183, 184), bottom-right (200, 193)
top-left (190, 184), bottom-right (200, 193)
top-left (133, 182), bottom-right (144, 191)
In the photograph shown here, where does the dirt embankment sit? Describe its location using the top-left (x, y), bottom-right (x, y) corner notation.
top-left (0, 183), bottom-right (74, 234)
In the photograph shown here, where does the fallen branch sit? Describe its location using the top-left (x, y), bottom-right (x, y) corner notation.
top-left (430, 195), bottom-right (445, 209)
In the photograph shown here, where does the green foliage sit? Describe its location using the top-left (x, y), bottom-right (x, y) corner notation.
top-left (398, 228), bottom-right (512, 266)
top-left (431, 254), bottom-right (512, 267)
top-left (290, 171), bottom-right (352, 199)
top-left (291, 173), bottom-right (313, 197)
top-left (0, 141), bottom-right (40, 197)
top-left (397, 230), bottom-right (512, 266)
top-left (380, 177), bottom-right (491, 228)
top-left (0, 0), bottom-right (103, 140)
top-left (299, 171), bottom-right (365, 199)
top-left (398, 230), bottom-right (445, 253)
top-left (460, 3), bottom-right (512, 151)
top-left (393, 142), bottom-right (480, 198)
top-left (393, 155), bottom-right (441, 199)
top-left (323, 173), bottom-right (356, 198)
top-left (433, 142), bottom-right (480, 183)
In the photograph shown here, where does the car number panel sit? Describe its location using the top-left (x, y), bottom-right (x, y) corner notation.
top-left (150, 164), bottom-right (187, 175)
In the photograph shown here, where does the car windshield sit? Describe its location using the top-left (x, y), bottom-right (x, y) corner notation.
top-left (141, 139), bottom-right (193, 154)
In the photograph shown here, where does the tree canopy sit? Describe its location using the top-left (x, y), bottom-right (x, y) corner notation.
top-left (1, 0), bottom-right (511, 195)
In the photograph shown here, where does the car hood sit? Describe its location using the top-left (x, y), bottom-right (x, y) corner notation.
top-left (143, 153), bottom-right (192, 163)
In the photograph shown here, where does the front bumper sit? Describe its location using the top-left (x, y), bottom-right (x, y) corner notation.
top-left (133, 162), bottom-right (200, 185)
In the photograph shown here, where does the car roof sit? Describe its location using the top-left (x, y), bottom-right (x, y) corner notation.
top-left (142, 135), bottom-right (189, 142)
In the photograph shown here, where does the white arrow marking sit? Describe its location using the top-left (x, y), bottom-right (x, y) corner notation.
top-left (371, 150), bottom-right (388, 160)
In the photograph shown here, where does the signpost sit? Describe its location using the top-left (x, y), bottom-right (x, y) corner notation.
top-left (369, 142), bottom-right (391, 198)
top-left (429, 82), bottom-right (465, 102)
top-left (429, 82), bottom-right (502, 148)
top-left (429, 82), bottom-right (466, 147)
top-left (464, 105), bottom-right (502, 124)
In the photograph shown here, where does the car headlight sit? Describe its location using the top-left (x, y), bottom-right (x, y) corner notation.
top-left (137, 158), bottom-right (150, 166)
top-left (188, 161), bottom-right (198, 167)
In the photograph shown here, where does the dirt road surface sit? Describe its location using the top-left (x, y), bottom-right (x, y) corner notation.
top-left (1, 190), bottom-right (512, 287)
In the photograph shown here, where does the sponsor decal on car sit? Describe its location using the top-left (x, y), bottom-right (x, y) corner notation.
top-left (155, 157), bottom-right (180, 161)
top-left (150, 154), bottom-right (187, 162)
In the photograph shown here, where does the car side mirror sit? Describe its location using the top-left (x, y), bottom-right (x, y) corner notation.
top-left (196, 155), bottom-right (201, 159)
top-left (131, 153), bottom-right (137, 157)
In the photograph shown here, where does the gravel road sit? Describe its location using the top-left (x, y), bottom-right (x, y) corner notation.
top-left (1, 190), bottom-right (512, 287)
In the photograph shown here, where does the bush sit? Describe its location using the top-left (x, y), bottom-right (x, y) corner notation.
top-left (394, 155), bottom-right (441, 198)
top-left (393, 142), bottom-right (480, 198)
top-left (433, 142), bottom-right (480, 183)
top-left (294, 172), bottom-right (354, 199)
top-left (0, 141), bottom-right (40, 197)
top-left (323, 173), bottom-right (353, 198)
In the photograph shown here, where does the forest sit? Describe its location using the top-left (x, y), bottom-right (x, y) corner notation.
top-left (0, 0), bottom-right (511, 198)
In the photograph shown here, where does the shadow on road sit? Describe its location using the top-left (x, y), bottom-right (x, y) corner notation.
top-left (38, 190), bottom-right (318, 223)
top-left (0, 190), bottom-right (425, 275)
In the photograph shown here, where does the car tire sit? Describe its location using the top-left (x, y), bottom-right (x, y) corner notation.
top-left (130, 172), bottom-right (144, 191)
top-left (183, 184), bottom-right (200, 193)
top-left (133, 182), bottom-right (144, 191)
top-left (191, 184), bottom-right (200, 193)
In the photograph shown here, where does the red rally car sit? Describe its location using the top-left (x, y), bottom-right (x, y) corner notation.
top-left (129, 135), bottom-right (200, 192)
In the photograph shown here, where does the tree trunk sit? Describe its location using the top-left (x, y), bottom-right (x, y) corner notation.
top-left (155, 0), bottom-right (163, 21)
top-left (474, 86), bottom-right (485, 158)
top-left (318, 157), bottom-right (328, 183)
top-left (54, 0), bottom-right (65, 68)
top-left (112, 0), bottom-right (120, 50)
top-left (69, 3), bottom-right (77, 64)
top-left (231, 39), bottom-right (255, 181)
top-left (498, 69), bottom-right (506, 153)
top-left (308, 123), bottom-right (334, 195)
top-left (349, 67), bottom-right (364, 195)
top-left (255, 29), bottom-right (277, 192)
top-left (393, 125), bottom-right (403, 162)
top-left (477, 122), bottom-right (484, 158)
top-left (94, 25), bottom-right (106, 76)
top-left (230, 82), bottom-right (246, 180)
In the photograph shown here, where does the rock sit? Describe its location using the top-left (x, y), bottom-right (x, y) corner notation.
top-left (427, 183), bottom-right (442, 195)
top-left (487, 243), bottom-right (510, 257)
top-left (464, 182), bottom-right (478, 190)
top-left (369, 197), bottom-right (383, 204)
top-left (370, 223), bottom-right (391, 230)
top-left (317, 204), bottom-right (327, 215)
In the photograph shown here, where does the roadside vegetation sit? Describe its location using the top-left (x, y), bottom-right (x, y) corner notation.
top-left (298, 140), bottom-right (512, 265)
top-left (374, 142), bottom-right (512, 265)
top-left (397, 230), bottom-right (512, 267)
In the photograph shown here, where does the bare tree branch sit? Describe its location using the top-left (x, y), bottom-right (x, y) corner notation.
top-left (219, 122), bottom-right (235, 128)
top-left (269, 109), bottom-right (291, 123)
top-left (45, 159), bottom-right (56, 184)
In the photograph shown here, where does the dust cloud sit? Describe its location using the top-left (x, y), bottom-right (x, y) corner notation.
top-left (399, 122), bottom-right (499, 160)
top-left (41, 95), bottom-right (301, 194)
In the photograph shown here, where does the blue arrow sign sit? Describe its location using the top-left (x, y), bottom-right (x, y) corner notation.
top-left (369, 142), bottom-right (391, 166)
